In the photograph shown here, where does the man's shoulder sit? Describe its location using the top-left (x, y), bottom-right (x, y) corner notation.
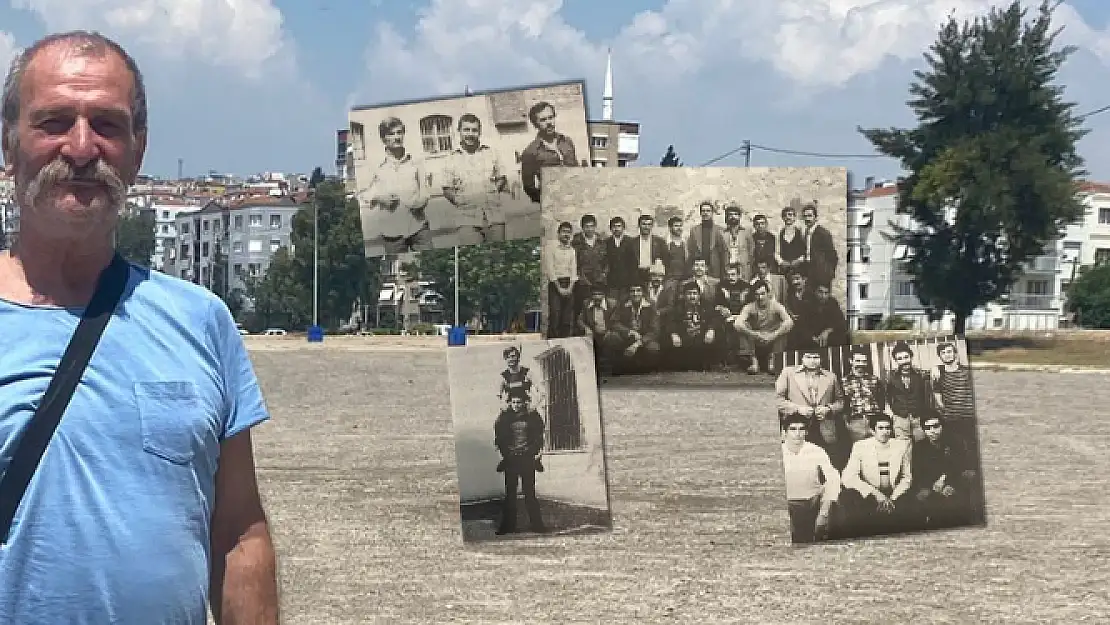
top-left (130, 265), bottom-right (225, 317)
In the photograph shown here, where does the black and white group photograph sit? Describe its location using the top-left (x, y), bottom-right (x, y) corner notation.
top-left (539, 166), bottom-right (849, 383)
top-left (346, 80), bottom-right (589, 258)
top-left (775, 336), bottom-right (987, 544)
top-left (446, 337), bottom-right (612, 542)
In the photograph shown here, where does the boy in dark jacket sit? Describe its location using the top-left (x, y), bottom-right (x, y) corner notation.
top-left (493, 389), bottom-right (547, 534)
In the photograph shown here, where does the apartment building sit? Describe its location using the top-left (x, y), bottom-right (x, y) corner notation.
top-left (847, 179), bottom-right (1103, 331)
top-left (587, 50), bottom-right (640, 168)
top-left (165, 196), bottom-right (300, 297)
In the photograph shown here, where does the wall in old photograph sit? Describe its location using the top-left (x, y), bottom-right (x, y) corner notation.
top-left (448, 338), bottom-right (609, 509)
top-left (349, 81), bottom-right (590, 257)
top-left (539, 166), bottom-right (850, 335)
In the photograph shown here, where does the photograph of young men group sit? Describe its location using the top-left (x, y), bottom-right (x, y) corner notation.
top-left (775, 337), bottom-right (986, 544)
top-left (347, 81), bottom-right (589, 258)
top-left (446, 337), bottom-right (612, 542)
top-left (539, 166), bottom-right (849, 380)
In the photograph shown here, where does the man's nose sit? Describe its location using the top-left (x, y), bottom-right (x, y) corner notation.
top-left (60, 118), bottom-right (101, 166)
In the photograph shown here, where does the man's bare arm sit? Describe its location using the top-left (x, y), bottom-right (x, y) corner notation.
top-left (210, 429), bottom-right (279, 625)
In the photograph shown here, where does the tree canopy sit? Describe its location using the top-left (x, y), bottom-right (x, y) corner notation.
top-left (1066, 263), bottom-right (1110, 328)
top-left (116, 209), bottom-right (156, 267)
top-left (860, 0), bottom-right (1087, 334)
top-left (403, 238), bottom-right (541, 331)
top-left (660, 145), bottom-right (682, 167)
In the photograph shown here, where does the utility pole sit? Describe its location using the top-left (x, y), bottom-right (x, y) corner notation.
top-left (742, 140), bottom-right (751, 167)
top-left (312, 191), bottom-right (319, 328)
top-left (453, 245), bottom-right (460, 326)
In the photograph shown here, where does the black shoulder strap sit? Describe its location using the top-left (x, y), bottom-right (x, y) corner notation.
top-left (0, 253), bottom-right (130, 543)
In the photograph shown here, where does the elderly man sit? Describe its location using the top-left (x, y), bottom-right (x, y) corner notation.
top-left (0, 31), bottom-right (277, 623)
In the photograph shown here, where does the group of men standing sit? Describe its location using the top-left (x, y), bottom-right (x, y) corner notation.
top-left (364, 100), bottom-right (580, 253)
top-left (544, 200), bottom-right (847, 374)
top-left (777, 340), bottom-right (984, 542)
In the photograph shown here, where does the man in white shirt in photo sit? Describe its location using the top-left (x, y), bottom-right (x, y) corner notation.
top-left (841, 413), bottom-right (914, 538)
top-left (544, 221), bottom-right (577, 338)
top-left (781, 413), bottom-right (841, 543)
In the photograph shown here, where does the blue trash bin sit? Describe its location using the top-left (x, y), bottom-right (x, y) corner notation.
top-left (307, 325), bottom-right (324, 342)
top-left (447, 326), bottom-right (467, 346)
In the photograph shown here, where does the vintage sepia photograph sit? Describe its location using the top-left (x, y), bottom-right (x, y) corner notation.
top-left (446, 337), bottom-right (612, 542)
top-left (774, 335), bottom-right (986, 544)
top-left (540, 166), bottom-right (849, 383)
top-left (347, 80), bottom-right (590, 259)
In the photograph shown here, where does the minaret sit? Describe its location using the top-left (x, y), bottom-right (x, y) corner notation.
top-left (601, 47), bottom-right (613, 121)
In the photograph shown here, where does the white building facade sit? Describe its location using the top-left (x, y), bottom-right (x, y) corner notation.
top-left (847, 180), bottom-right (1109, 332)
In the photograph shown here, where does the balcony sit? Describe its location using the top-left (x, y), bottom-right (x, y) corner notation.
top-left (1022, 255), bottom-right (1058, 274)
top-left (1003, 294), bottom-right (1057, 310)
top-left (892, 294), bottom-right (926, 310)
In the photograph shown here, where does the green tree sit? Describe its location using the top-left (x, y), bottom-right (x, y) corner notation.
top-left (660, 145), bottom-right (682, 167)
top-left (1066, 263), bottom-right (1110, 328)
top-left (308, 166), bottom-right (325, 189)
top-left (860, 1), bottom-right (1087, 335)
top-left (116, 208), bottom-right (156, 267)
top-left (404, 238), bottom-right (541, 331)
top-left (243, 248), bottom-right (306, 331)
top-left (287, 178), bottom-right (379, 330)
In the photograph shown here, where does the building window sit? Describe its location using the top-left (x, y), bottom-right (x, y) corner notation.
top-left (847, 247), bottom-right (854, 263)
top-left (1100, 207), bottom-right (1110, 224)
top-left (270, 214), bottom-right (281, 229)
top-left (201, 266), bottom-right (209, 282)
top-left (181, 223), bottom-right (189, 234)
top-left (535, 346), bottom-right (583, 451)
top-left (180, 269), bottom-right (188, 279)
top-left (590, 136), bottom-right (608, 149)
top-left (249, 214), bottom-right (263, 227)
top-left (162, 210), bottom-right (170, 219)
top-left (248, 263), bottom-right (260, 277)
top-left (201, 242), bottom-right (209, 257)
top-left (269, 238), bottom-right (281, 253)
top-left (233, 263), bottom-right (243, 276)
top-left (203, 220), bottom-right (209, 231)
top-left (212, 218), bottom-right (220, 230)
top-left (234, 215), bottom-right (243, 229)
top-left (160, 225), bottom-right (169, 234)
top-left (232, 240), bottom-right (243, 253)
top-left (617, 159), bottom-right (627, 167)
top-left (248, 239), bottom-right (262, 253)
top-left (896, 281), bottom-right (916, 296)
top-left (1096, 248), bottom-right (1110, 265)
top-left (858, 283), bottom-right (868, 300)
top-left (860, 245), bottom-right (871, 263)
top-left (1026, 279), bottom-right (1050, 295)
top-left (180, 244), bottom-right (189, 259)
top-left (591, 160), bottom-right (606, 167)
top-left (419, 115), bottom-right (453, 154)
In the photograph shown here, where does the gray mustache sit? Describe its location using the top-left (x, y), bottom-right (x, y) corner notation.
top-left (39, 158), bottom-right (124, 190)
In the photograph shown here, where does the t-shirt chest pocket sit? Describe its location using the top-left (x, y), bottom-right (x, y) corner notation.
top-left (133, 381), bottom-right (206, 465)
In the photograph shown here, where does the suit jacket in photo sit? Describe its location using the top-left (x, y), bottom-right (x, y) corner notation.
top-left (645, 281), bottom-right (677, 314)
top-left (605, 234), bottom-right (638, 289)
top-left (663, 238), bottom-right (690, 281)
top-left (775, 366), bottom-right (846, 448)
top-left (494, 407), bottom-right (546, 459)
top-left (723, 226), bottom-right (756, 279)
top-left (752, 230), bottom-right (777, 270)
top-left (609, 299), bottom-right (660, 342)
top-left (843, 436), bottom-right (913, 500)
top-left (685, 223), bottom-right (730, 279)
top-left (807, 296), bottom-right (848, 345)
top-left (577, 300), bottom-right (610, 337)
top-left (571, 232), bottom-right (608, 288)
top-left (633, 234), bottom-right (669, 284)
top-left (804, 223), bottom-right (838, 286)
top-left (912, 433), bottom-right (974, 494)
top-left (688, 275), bottom-right (720, 307)
top-left (665, 296), bottom-right (720, 341)
top-left (885, 367), bottom-right (937, 420)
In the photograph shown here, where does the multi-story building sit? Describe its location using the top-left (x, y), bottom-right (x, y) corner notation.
top-left (586, 49), bottom-right (639, 167)
top-left (849, 178), bottom-right (1110, 331)
top-left (128, 193), bottom-right (202, 270)
top-left (336, 129), bottom-right (349, 181)
top-left (166, 196), bottom-right (300, 298)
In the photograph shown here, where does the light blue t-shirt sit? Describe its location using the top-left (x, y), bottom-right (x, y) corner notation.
top-left (0, 262), bottom-right (270, 624)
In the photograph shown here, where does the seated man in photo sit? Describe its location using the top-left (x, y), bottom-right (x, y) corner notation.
top-left (782, 269), bottom-right (814, 351)
top-left (912, 414), bottom-right (979, 530)
top-left (731, 280), bottom-right (794, 375)
top-left (606, 283), bottom-right (661, 372)
top-left (802, 280), bottom-right (848, 350)
top-left (493, 389), bottom-right (547, 535)
top-left (782, 412), bottom-right (841, 543)
top-left (713, 263), bottom-right (753, 370)
top-left (665, 279), bottom-right (721, 371)
top-left (577, 283), bottom-right (612, 357)
top-left (840, 413), bottom-right (914, 538)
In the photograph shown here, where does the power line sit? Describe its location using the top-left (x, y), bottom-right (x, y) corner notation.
top-left (698, 102), bottom-right (1110, 167)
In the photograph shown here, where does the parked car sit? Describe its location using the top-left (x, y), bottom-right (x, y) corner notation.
top-left (263, 328), bottom-right (287, 336)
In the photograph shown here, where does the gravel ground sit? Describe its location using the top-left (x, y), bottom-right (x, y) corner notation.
top-left (239, 342), bottom-right (1110, 624)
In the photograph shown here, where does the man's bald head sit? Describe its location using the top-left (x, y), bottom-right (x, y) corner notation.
top-left (2, 30), bottom-right (147, 158)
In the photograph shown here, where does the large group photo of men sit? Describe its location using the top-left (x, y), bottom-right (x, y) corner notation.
top-left (776, 337), bottom-right (986, 543)
top-left (541, 184), bottom-right (849, 378)
top-left (349, 81), bottom-right (589, 256)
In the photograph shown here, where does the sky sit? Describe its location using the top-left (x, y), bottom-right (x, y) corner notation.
top-left (2, 0), bottom-right (1110, 183)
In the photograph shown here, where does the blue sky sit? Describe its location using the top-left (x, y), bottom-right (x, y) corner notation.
top-left (3, 0), bottom-right (1110, 183)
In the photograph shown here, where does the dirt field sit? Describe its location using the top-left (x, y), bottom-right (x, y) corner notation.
top-left (242, 340), bottom-right (1110, 624)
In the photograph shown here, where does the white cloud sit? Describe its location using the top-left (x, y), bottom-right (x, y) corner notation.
top-left (10, 0), bottom-right (291, 79)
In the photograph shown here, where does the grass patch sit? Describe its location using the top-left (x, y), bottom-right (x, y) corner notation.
top-left (854, 331), bottom-right (1110, 367)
